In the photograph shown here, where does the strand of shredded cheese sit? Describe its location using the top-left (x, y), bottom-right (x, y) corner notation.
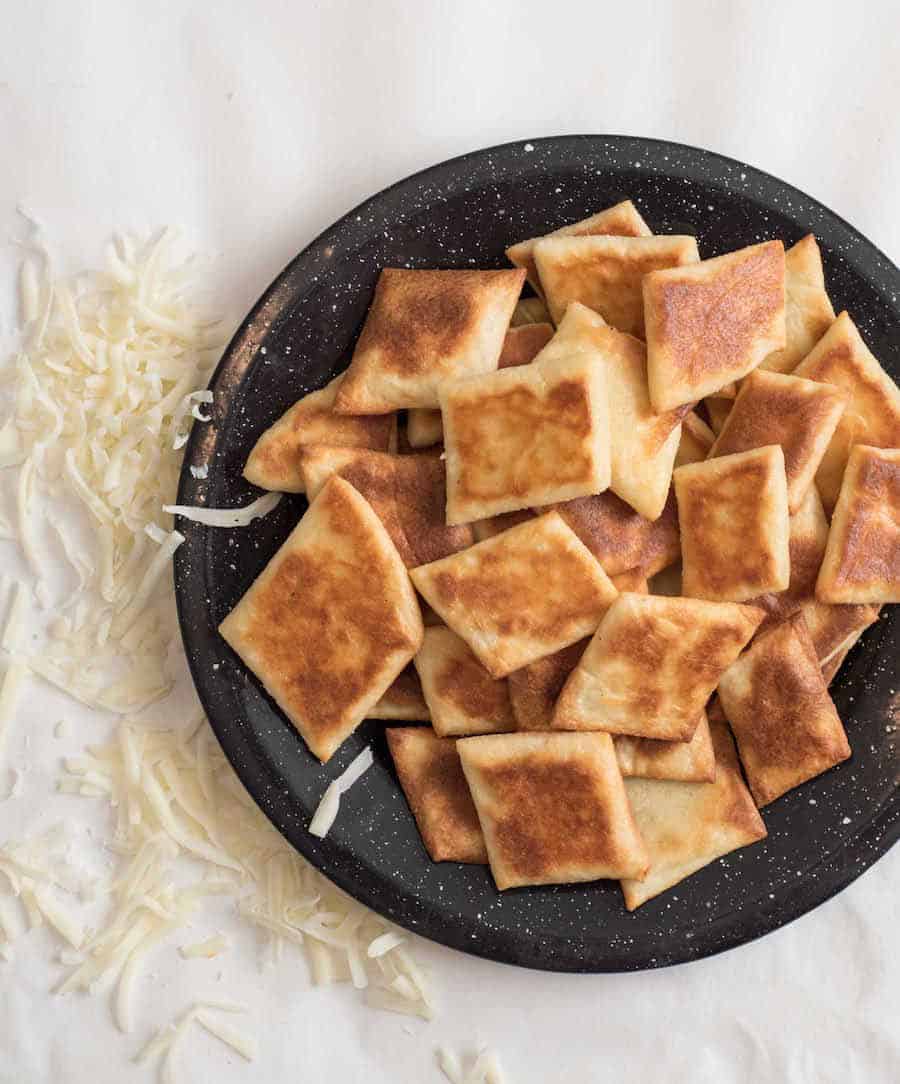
top-left (308, 747), bottom-right (375, 839)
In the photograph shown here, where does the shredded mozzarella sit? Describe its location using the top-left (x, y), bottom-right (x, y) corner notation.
top-left (1, 581), bottom-right (30, 653)
top-left (179, 934), bottom-right (228, 959)
top-left (162, 490), bottom-right (281, 528)
top-left (309, 747), bottom-right (375, 839)
top-left (0, 662), bottom-right (28, 764)
top-left (0, 231), bottom-right (441, 1071)
top-left (194, 1008), bottom-right (257, 1061)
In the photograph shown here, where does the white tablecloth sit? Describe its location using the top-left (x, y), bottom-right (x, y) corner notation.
top-left (1, 3), bottom-right (897, 1082)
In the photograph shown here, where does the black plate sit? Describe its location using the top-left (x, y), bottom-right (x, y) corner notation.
top-left (174, 135), bottom-right (899, 973)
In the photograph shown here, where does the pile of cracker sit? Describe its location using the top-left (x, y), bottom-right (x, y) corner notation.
top-left (222, 200), bottom-right (899, 909)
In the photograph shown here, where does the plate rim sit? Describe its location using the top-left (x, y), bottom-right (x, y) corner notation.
top-left (174, 133), bottom-right (899, 974)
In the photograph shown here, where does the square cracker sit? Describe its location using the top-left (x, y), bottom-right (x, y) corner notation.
top-left (816, 445), bottom-right (900, 604)
top-left (675, 445), bottom-right (791, 602)
top-left (299, 445), bottom-right (473, 568)
top-left (509, 640), bottom-right (715, 782)
top-left (471, 508), bottom-right (536, 542)
top-left (709, 369), bottom-right (846, 513)
top-left (386, 727), bottom-right (487, 864)
top-left (368, 666), bottom-right (429, 721)
top-left (760, 234), bottom-right (835, 373)
top-left (751, 485), bottom-right (829, 628)
top-left (219, 476), bottom-right (423, 762)
top-left (620, 717), bottom-right (767, 910)
top-left (819, 608), bottom-right (881, 685)
top-left (405, 409), bottom-right (444, 450)
top-left (506, 199), bottom-right (652, 295)
top-left (413, 626), bottom-right (516, 738)
top-left (457, 731), bottom-right (648, 888)
top-left (802, 597), bottom-right (880, 673)
top-left (550, 489), bottom-right (681, 577)
top-left (505, 565), bottom-right (653, 732)
top-left (793, 311), bottom-right (900, 511)
top-left (533, 234), bottom-right (699, 333)
top-left (507, 637), bottom-right (590, 732)
top-left (553, 593), bottom-right (763, 741)
top-left (511, 297), bottom-right (553, 325)
top-left (613, 711), bottom-right (716, 784)
top-left (717, 613), bottom-right (851, 806)
top-left (704, 395), bottom-right (733, 436)
top-left (598, 323), bottom-right (689, 520)
top-left (243, 375), bottom-right (394, 493)
top-left (644, 240), bottom-right (786, 411)
top-left (440, 302), bottom-right (611, 525)
top-left (410, 511), bottom-right (618, 679)
top-left (674, 411), bottom-right (716, 468)
top-left (334, 267), bottom-right (525, 413)
top-left (405, 322), bottom-right (554, 450)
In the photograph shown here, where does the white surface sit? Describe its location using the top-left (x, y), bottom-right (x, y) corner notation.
top-left (1, 2), bottom-right (898, 1082)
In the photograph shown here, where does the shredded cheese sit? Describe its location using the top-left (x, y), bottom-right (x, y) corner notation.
top-left (179, 934), bottom-right (228, 959)
top-left (0, 661), bottom-right (27, 764)
top-left (437, 1047), bottom-right (508, 1084)
top-left (162, 490), bottom-right (281, 528)
top-left (1, 580), bottom-right (30, 653)
top-left (308, 747), bottom-right (375, 839)
top-left (0, 231), bottom-right (442, 1074)
top-left (194, 1008), bottom-right (257, 1061)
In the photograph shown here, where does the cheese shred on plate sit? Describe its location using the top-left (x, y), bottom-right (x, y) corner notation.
top-left (308, 746), bottom-right (375, 838)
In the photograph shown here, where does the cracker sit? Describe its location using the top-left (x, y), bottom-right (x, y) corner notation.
top-left (368, 666), bottom-right (430, 721)
top-left (751, 485), bottom-right (829, 627)
top-left (620, 718), bottom-right (767, 910)
top-left (509, 640), bottom-right (714, 782)
top-left (299, 445), bottom-right (473, 568)
top-left (405, 409), bottom-right (444, 450)
top-left (405, 322), bottom-right (553, 449)
top-left (219, 477), bottom-right (423, 761)
top-left (533, 234), bottom-right (699, 333)
top-left (704, 396), bottom-right (733, 436)
top-left (386, 727), bottom-right (487, 863)
top-left (413, 627), bottom-right (516, 737)
top-left (551, 488), bottom-right (681, 577)
top-left (441, 302), bottom-right (611, 524)
top-left (760, 234), bottom-right (835, 374)
top-left (471, 509), bottom-right (536, 542)
top-left (507, 638), bottom-right (589, 732)
top-left (709, 369), bottom-right (846, 512)
top-left (506, 199), bottom-right (652, 295)
top-left (644, 240), bottom-right (786, 411)
top-left (599, 323), bottom-right (689, 520)
top-left (717, 614), bottom-right (851, 806)
top-left (334, 267), bottom-right (525, 413)
top-left (553, 593), bottom-right (763, 740)
top-left (816, 445), bottom-right (900, 604)
top-left (613, 709), bottom-right (716, 783)
top-left (458, 731), bottom-right (648, 888)
top-left (410, 511), bottom-right (618, 678)
top-left (802, 598), bottom-right (881, 672)
top-left (511, 297), bottom-right (553, 325)
top-left (674, 411), bottom-right (715, 468)
top-left (793, 311), bottom-right (900, 511)
top-left (675, 445), bottom-right (791, 601)
top-left (243, 374), bottom-right (393, 492)
top-left (609, 568), bottom-right (649, 594)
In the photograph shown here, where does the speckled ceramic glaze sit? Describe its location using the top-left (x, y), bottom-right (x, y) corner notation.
top-left (174, 136), bottom-right (898, 973)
